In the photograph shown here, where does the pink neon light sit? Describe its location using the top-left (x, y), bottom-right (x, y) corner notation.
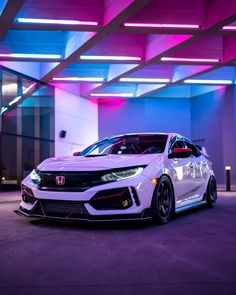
top-left (52, 77), bottom-right (104, 82)
top-left (90, 93), bottom-right (134, 97)
top-left (161, 57), bottom-right (220, 63)
top-left (80, 55), bottom-right (141, 61)
top-left (123, 23), bottom-right (200, 29)
top-left (222, 26), bottom-right (236, 30)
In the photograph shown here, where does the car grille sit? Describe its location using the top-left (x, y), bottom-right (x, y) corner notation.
top-left (32, 200), bottom-right (89, 218)
top-left (38, 171), bottom-right (105, 192)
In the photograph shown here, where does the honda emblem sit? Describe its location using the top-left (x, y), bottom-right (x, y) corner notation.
top-left (55, 176), bottom-right (65, 186)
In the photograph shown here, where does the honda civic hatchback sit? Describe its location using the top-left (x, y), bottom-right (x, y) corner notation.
top-left (15, 133), bottom-right (217, 224)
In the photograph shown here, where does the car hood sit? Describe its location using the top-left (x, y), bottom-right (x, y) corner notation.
top-left (37, 154), bottom-right (162, 172)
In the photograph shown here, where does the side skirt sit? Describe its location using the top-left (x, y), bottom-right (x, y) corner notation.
top-left (175, 200), bottom-right (207, 214)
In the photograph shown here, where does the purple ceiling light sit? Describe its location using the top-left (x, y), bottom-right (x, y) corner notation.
top-left (80, 55), bottom-right (141, 61)
top-left (161, 57), bottom-right (220, 63)
top-left (0, 53), bottom-right (61, 59)
top-left (123, 23), bottom-right (200, 29)
top-left (90, 93), bottom-right (134, 97)
top-left (222, 26), bottom-right (236, 30)
top-left (52, 77), bottom-right (104, 82)
top-left (120, 78), bottom-right (170, 83)
top-left (16, 18), bottom-right (98, 26)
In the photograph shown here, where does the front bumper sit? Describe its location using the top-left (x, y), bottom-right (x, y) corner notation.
top-left (14, 205), bottom-right (152, 223)
top-left (16, 174), bottom-right (156, 222)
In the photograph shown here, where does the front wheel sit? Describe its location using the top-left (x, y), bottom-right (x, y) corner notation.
top-left (206, 176), bottom-right (217, 208)
top-left (152, 176), bottom-right (174, 224)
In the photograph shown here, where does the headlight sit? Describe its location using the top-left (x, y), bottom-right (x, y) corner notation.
top-left (101, 167), bottom-right (144, 182)
top-left (30, 169), bottom-right (41, 184)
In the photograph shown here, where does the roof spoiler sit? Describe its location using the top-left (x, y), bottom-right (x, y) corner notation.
top-left (196, 145), bottom-right (210, 157)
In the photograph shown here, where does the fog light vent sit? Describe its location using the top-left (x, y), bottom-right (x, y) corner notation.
top-left (22, 185), bottom-right (35, 205)
top-left (90, 187), bottom-right (133, 210)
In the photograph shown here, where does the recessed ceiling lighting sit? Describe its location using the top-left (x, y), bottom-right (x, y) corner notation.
top-left (8, 96), bottom-right (21, 106)
top-left (80, 55), bottom-right (141, 61)
top-left (22, 83), bottom-right (37, 95)
top-left (0, 53), bottom-right (61, 59)
top-left (222, 26), bottom-right (236, 30)
top-left (52, 77), bottom-right (104, 82)
top-left (161, 57), bottom-right (220, 62)
top-left (123, 23), bottom-right (200, 29)
top-left (1, 107), bottom-right (8, 115)
top-left (90, 93), bottom-right (134, 97)
top-left (184, 79), bottom-right (233, 84)
top-left (16, 18), bottom-right (98, 26)
top-left (120, 78), bottom-right (170, 83)
top-left (7, 83), bottom-right (37, 106)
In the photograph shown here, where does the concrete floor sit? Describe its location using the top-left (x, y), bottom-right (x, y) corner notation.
top-left (0, 192), bottom-right (236, 295)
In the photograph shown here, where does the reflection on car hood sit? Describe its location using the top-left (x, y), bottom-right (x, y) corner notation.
top-left (37, 154), bottom-right (162, 172)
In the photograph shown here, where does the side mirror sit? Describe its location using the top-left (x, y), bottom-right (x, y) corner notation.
top-left (73, 151), bottom-right (81, 156)
top-left (168, 148), bottom-right (192, 159)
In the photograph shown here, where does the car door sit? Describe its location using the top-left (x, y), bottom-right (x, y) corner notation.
top-left (184, 140), bottom-right (205, 201)
top-left (168, 137), bottom-right (194, 207)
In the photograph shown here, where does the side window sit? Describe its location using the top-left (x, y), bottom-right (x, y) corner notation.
top-left (184, 141), bottom-right (201, 157)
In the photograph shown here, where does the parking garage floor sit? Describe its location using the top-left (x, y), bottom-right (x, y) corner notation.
top-left (0, 191), bottom-right (236, 295)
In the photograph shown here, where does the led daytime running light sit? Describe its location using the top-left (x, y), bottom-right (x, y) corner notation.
top-left (101, 167), bottom-right (144, 182)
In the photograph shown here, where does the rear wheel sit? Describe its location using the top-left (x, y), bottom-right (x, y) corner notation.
top-left (152, 176), bottom-right (174, 224)
top-left (206, 176), bottom-right (217, 208)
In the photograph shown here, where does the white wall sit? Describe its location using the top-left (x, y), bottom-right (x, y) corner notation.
top-left (54, 88), bottom-right (98, 156)
top-left (191, 85), bottom-right (236, 184)
top-left (98, 97), bottom-right (191, 139)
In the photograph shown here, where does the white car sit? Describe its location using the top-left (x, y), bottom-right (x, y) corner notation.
top-left (15, 133), bottom-right (217, 224)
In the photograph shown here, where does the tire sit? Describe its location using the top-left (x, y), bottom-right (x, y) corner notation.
top-left (152, 176), bottom-right (174, 224)
top-left (206, 176), bottom-right (217, 208)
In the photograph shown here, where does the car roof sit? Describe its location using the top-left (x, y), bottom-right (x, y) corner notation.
top-left (107, 132), bottom-right (182, 138)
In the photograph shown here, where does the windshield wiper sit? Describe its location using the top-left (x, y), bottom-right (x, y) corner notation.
top-left (84, 154), bottom-right (108, 157)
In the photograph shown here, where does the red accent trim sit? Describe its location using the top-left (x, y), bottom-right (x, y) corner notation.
top-left (93, 189), bottom-right (128, 200)
top-left (172, 148), bottom-right (192, 153)
top-left (66, 202), bottom-right (83, 220)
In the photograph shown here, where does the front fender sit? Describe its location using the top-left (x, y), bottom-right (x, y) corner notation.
top-left (142, 159), bottom-right (173, 180)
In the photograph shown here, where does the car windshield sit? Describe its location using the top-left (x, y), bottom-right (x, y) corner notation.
top-left (80, 134), bottom-right (168, 156)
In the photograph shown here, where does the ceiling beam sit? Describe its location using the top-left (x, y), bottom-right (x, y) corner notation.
top-left (0, 0), bottom-right (25, 41)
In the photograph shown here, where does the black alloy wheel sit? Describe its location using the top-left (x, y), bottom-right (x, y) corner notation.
top-left (152, 176), bottom-right (174, 224)
top-left (206, 176), bottom-right (217, 208)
